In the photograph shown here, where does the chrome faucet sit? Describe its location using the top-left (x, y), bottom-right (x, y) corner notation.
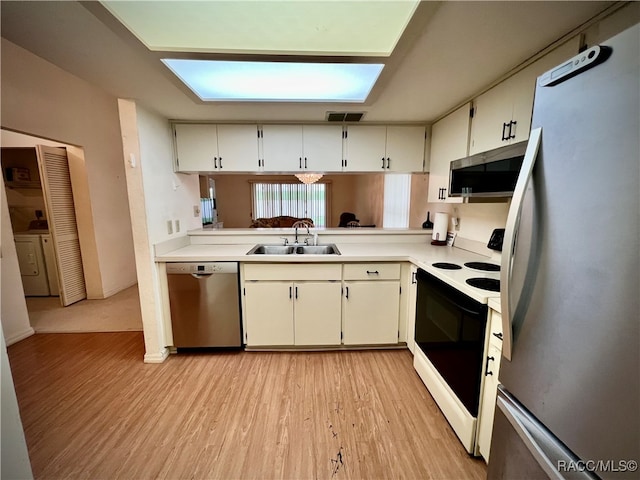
top-left (294, 225), bottom-right (311, 245)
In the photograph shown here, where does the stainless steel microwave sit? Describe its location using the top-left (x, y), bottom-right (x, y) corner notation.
top-left (449, 141), bottom-right (527, 197)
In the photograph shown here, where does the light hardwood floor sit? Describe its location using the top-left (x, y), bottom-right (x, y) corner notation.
top-left (8, 333), bottom-right (487, 480)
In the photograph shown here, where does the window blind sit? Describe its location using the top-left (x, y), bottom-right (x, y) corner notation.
top-left (383, 174), bottom-right (411, 228)
top-left (252, 182), bottom-right (327, 227)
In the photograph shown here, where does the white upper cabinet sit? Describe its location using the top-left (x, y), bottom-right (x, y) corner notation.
top-left (302, 125), bottom-right (344, 172)
top-left (261, 124), bottom-right (343, 172)
top-left (344, 125), bottom-right (425, 172)
top-left (427, 103), bottom-right (470, 203)
top-left (174, 124), bottom-right (259, 172)
top-left (469, 38), bottom-right (580, 155)
top-left (215, 124), bottom-right (261, 172)
top-left (385, 126), bottom-right (427, 172)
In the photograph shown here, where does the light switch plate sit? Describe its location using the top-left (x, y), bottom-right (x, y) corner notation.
top-left (167, 220), bottom-right (173, 235)
top-left (175, 220), bottom-right (180, 233)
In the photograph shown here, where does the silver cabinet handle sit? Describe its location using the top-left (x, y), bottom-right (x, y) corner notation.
top-left (501, 127), bottom-right (542, 361)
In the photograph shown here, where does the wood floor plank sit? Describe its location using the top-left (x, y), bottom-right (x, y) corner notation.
top-left (8, 333), bottom-right (487, 479)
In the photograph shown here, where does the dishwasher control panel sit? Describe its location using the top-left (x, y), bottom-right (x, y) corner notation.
top-left (166, 262), bottom-right (238, 275)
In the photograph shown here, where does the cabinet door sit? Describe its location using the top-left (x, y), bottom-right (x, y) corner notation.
top-left (343, 281), bottom-right (400, 345)
top-left (261, 125), bottom-right (303, 172)
top-left (468, 82), bottom-right (514, 155)
top-left (344, 125), bottom-right (387, 171)
top-left (294, 282), bottom-right (342, 346)
top-left (477, 342), bottom-right (502, 461)
top-left (216, 124), bottom-right (260, 172)
top-left (302, 125), bottom-right (343, 172)
top-left (385, 126), bottom-right (425, 172)
top-left (244, 281), bottom-right (294, 346)
top-left (427, 103), bottom-right (469, 203)
top-left (174, 124), bottom-right (217, 171)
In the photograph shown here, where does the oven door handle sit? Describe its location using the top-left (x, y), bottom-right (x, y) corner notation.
top-left (501, 127), bottom-right (542, 361)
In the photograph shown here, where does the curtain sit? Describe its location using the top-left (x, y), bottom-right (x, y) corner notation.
top-left (252, 182), bottom-right (327, 227)
top-left (383, 174), bottom-right (411, 228)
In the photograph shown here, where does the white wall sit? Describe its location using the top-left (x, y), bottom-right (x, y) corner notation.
top-left (0, 181), bottom-right (34, 346)
top-left (0, 38), bottom-right (136, 298)
top-left (118, 100), bottom-right (200, 362)
top-left (0, 328), bottom-right (33, 479)
top-left (136, 108), bottom-right (202, 241)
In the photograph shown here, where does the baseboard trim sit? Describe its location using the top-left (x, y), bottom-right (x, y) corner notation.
top-left (143, 347), bottom-right (169, 364)
top-left (5, 327), bottom-right (36, 346)
top-left (87, 280), bottom-right (138, 300)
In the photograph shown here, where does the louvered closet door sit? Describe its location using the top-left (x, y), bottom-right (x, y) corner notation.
top-left (36, 146), bottom-right (86, 306)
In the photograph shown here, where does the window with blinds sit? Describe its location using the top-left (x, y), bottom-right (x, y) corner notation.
top-left (252, 182), bottom-right (328, 227)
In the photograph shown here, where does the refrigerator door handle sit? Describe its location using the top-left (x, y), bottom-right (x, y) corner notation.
top-left (496, 387), bottom-right (597, 480)
top-left (500, 127), bottom-right (542, 360)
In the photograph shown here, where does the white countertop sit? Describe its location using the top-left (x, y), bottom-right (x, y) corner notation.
top-left (156, 241), bottom-right (501, 304)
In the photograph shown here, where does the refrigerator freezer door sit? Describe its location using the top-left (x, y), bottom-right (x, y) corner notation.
top-left (488, 387), bottom-right (598, 480)
top-left (499, 25), bottom-right (639, 474)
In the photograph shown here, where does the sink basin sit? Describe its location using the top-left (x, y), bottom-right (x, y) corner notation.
top-left (246, 244), bottom-right (340, 255)
top-left (247, 245), bottom-right (295, 255)
top-left (295, 245), bottom-right (340, 255)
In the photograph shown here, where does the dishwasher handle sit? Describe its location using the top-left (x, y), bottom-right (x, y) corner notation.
top-left (190, 273), bottom-right (213, 279)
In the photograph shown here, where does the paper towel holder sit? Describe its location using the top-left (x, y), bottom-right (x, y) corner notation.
top-left (431, 212), bottom-right (449, 246)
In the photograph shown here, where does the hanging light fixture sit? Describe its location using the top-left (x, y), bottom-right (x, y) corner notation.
top-left (295, 173), bottom-right (323, 184)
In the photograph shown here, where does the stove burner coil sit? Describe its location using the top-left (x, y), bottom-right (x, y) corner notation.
top-left (464, 262), bottom-right (500, 272)
top-left (432, 262), bottom-right (462, 270)
top-left (466, 278), bottom-right (500, 292)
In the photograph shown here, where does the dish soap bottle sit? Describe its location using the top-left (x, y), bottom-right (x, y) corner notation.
top-left (422, 212), bottom-right (434, 229)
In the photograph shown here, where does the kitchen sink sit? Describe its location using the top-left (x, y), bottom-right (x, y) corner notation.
top-left (295, 245), bottom-right (340, 255)
top-left (247, 245), bottom-right (296, 255)
top-left (246, 244), bottom-right (340, 255)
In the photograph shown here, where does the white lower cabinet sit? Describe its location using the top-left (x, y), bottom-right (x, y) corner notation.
top-left (244, 281), bottom-right (294, 346)
top-left (342, 263), bottom-right (401, 345)
top-left (294, 282), bottom-right (342, 345)
top-left (244, 281), bottom-right (342, 347)
top-left (342, 281), bottom-right (400, 344)
top-left (242, 262), bottom-right (403, 347)
top-left (242, 264), bottom-right (343, 347)
top-left (477, 308), bottom-right (503, 461)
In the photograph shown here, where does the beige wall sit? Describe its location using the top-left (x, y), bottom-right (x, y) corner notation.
top-left (1, 38), bottom-right (136, 297)
top-left (409, 173), bottom-right (430, 228)
top-left (353, 174), bottom-right (384, 227)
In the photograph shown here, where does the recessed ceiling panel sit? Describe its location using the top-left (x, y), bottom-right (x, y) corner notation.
top-left (161, 59), bottom-right (384, 102)
top-left (101, 1), bottom-right (419, 56)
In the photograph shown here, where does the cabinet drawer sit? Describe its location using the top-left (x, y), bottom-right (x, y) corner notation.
top-left (343, 263), bottom-right (401, 281)
top-left (489, 309), bottom-right (503, 347)
top-left (244, 263), bottom-right (341, 281)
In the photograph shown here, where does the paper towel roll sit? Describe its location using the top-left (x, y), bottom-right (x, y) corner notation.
top-left (431, 212), bottom-right (449, 245)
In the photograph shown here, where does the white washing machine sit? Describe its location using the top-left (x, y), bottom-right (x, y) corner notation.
top-left (14, 233), bottom-right (50, 296)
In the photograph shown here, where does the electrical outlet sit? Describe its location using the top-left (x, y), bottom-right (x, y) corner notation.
top-left (175, 219), bottom-right (180, 233)
top-left (167, 220), bottom-right (173, 235)
top-left (193, 205), bottom-right (200, 217)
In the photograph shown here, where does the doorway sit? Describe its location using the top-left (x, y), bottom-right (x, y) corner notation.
top-left (2, 146), bottom-right (86, 306)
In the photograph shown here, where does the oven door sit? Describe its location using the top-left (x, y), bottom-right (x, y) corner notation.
top-left (415, 268), bottom-right (488, 416)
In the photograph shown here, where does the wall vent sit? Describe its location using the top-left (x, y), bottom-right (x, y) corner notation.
top-left (326, 112), bottom-right (365, 122)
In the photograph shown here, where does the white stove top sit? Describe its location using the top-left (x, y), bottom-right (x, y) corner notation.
top-left (415, 247), bottom-right (501, 304)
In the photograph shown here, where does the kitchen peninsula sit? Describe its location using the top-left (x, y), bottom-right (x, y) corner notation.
top-left (155, 226), bottom-right (504, 456)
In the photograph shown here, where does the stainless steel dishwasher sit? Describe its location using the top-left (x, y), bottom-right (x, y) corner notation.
top-left (166, 262), bottom-right (242, 348)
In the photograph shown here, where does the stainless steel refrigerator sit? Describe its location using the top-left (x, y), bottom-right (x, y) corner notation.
top-left (488, 24), bottom-right (639, 479)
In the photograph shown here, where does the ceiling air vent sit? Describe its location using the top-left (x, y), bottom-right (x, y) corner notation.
top-left (326, 112), bottom-right (365, 122)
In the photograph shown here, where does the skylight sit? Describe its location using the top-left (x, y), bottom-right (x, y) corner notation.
top-left (162, 60), bottom-right (384, 102)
